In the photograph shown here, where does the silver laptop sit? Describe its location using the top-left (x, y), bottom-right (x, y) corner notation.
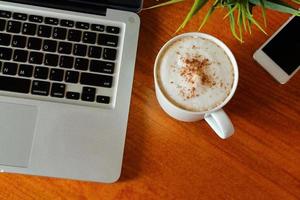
top-left (0, 0), bottom-right (141, 183)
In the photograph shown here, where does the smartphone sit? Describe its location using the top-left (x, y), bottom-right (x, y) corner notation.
top-left (253, 16), bottom-right (300, 84)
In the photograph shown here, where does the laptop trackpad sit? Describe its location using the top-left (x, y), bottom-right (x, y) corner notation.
top-left (0, 102), bottom-right (37, 168)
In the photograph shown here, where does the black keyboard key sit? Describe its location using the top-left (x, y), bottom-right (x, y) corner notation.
top-left (2, 62), bottom-right (18, 75)
top-left (59, 56), bottom-right (74, 68)
top-left (91, 24), bottom-right (104, 32)
top-left (98, 34), bottom-right (118, 47)
top-left (50, 68), bottom-right (64, 81)
top-left (43, 40), bottom-right (57, 52)
top-left (103, 48), bottom-right (117, 60)
top-left (53, 27), bottom-right (67, 40)
top-left (75, 58), bottom-right (88, 70)
top-left (0, 19), bottom-right (6, 31)
top-left (29, 52), bottom-right (43, 64)
top-left (13, 49), bottom-right (28, 62)
top-left (73, 44), bottom-right (87, 56)
top-left (90, 60), bottom-right (114, 74)
top-left (27, 37), bottom-right (42, 50)
top-left (29, 15), bottom-right (43, 23)
top-left (0, 47), bottom-right (12, 60)
top-left (60, 20), bottom-right (74, 27)
top-left (12, 35), bottom-right (27, 48)
top-left (51, 83), bottom-right (65, 98)
top-left (18, 64), bottom-right (33, 77)
top-left (65, 70), bottom-right (79, 83)
top-left (80, 73), bottom-right (112, 88)
top-left (22, 23), bottom-right (37, 35)
top-left (76, 22), bottom-right (89, 30)
top-left (0, 11), bottom-right (11, 18)
top-left (0, 76), bottom-right (31, 93)
top-left (34, 66), bottom-right (49, 79)
top-left (88, 46), bottom-right (102, 58)
top-left (44, 54), bottom-right (59, 66)
top-left (37, 25), bottom-right (52, 38)
top-left (82, 86), bottom-right (96, 102)
top-left (83, 32), bottom-right (96, 44)
top-left (0, 33), bottom-right (11, 46)
top-left (7, 20), bottom-right (21, 33)
top-left (58, 42), bottom-right (72, 54)
top-left (68, 29), bottom-right (82, 42)
top-left (45, 17), bottom-right (58, 25)
top-left (66, 92), bottom-right (80, 100)
top-left (0, 61), bottom-right (2, 71)
top-left (106, 26), bottom-right (120, 34)
top-left (31, 80), bottom-right (50, 96)
top-left (13, 13), bottom-right (27, 21)
top-left (96, 95), bottom-right (110, 104)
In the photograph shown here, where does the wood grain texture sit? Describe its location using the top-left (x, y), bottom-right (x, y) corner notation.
top-left (0, 1), bottom-right (300, 199)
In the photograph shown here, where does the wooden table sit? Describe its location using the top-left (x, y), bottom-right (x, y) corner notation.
top-left (1, 1), bottom-right (300, 199)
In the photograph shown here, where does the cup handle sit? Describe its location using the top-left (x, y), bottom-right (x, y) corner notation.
top-left (204, 109), bottom-right (234, 139)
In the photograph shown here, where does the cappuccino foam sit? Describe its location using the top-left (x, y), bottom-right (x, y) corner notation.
top-left (157, 36), bottom-right (234, 112)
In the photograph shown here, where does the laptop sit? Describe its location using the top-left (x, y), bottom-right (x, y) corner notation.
top-left (0, 0), bottom-right (141, 183)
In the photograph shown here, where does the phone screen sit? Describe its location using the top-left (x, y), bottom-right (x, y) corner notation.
top-left (262, 16), bottom-right (300, 75)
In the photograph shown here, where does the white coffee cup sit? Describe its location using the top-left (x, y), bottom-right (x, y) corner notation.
top-left (154, 32), bottom-right (239, 139)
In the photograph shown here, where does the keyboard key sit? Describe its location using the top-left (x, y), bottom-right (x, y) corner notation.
top-left (43, 40), bottom-right (57, 52)
top-left (37, 25), bottom-right (52, 38)
top-left (66, 92), bottom-right (80, 100)
top-left (50, 68), bottom-right (64, 81)
top-left (13, 49), bottom-right (28, 62)
top-left (0, 33), bottom-right (11, 46)
top-left (0, 47), bottom-right (12, 60)
top-left (58, 42), bottom-right (72, 54)
top-left (34, 66), bottom-right (49, 79)
top-left (27, 37), bottom-right (42, 50)
top-left (90, 60), bottom-right (114, 74)
top-left (59, 56), bottom-right (74, 68)
top-left (0, 76), bottom-right (31, 94)
top-left (68, 29), bottom-right (82, 42)
top-left (0, 10), bottom-right (11, 18)
top-left (13, 13), bottom-right (27, 21)
top-left (91, 24), bottom-right (104, 32)
top-left (45, 17), bottom-right (58, 25)
top-left (65, 70), bottom-right (79, 83)
top-left (88, 46), bottom-right (102, 58)
top-left (74, 58), bottom-right (88, 70)
top-left (81, 86), bottom-right (96, 102)
top-left (31, 80), bottom-right (50, 96)
top-left (98, 34), bottom-right (118, 47)
top-left (12, 35), bottom-right (27, 48)
top-left (44, 54), bottom-right (59, 66)
top-left (73, 44), bottom-right (87, 56)
top-left (103, 48), bottom-right (117, 60)
top-left (29, 15), bottom-right (43, 23)
top-left (3, 62), bottom-right (18, 75)
top-left (53, 27), bottom-right (67, 40)
top-left (22, 23), bottom-right (37, 35)
top-left (29, 52), bottom-right (43, 64)
top-left (0, 19), bottom-right (6, 31)
top-left (7, 20), bottom-right (21, 33)
top-left (51, 83), bottom-right (65, 98)
top-left (76, 22), bottom-right (89, 30)
top-left (96, 95), bottom-right (110, 104)
top-left (80, 72), bottom-right (112, 88)
top-left (83, 32), bottom-right (96, 44)
top-left (60, 20), bottom-right (74, 27)
top-left (18, 64), bottom-right (33, 77)
top-left (106, 26), bottom-right (120, 34)
top-left (0, 61), bottom-right (2, 71)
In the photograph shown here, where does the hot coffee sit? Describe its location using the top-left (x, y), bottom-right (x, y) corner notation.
top-left (156, 35), bottom-right (235, 112)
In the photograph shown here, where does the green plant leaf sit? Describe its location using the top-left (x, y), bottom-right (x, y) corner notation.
top-left (198, 0), bottom-right (219, 30)
top-left (249, 0), bottom-right (300, 15)
top-left (258, 0), bottom-right (267, 26)
top-left (227, 5), bottom-right (244, 42)
top-left (143, 0), bottom-right (184, 10)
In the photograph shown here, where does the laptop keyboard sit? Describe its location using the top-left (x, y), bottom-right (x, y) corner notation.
top-left (0, 9), bottom-right (122, 107)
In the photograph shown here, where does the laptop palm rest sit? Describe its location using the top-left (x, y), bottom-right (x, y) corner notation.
top-left (0, 102), bottom-right (38, 168)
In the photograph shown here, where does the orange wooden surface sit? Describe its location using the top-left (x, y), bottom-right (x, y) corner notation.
top-left (1, 1), bottom-right (300, 199)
